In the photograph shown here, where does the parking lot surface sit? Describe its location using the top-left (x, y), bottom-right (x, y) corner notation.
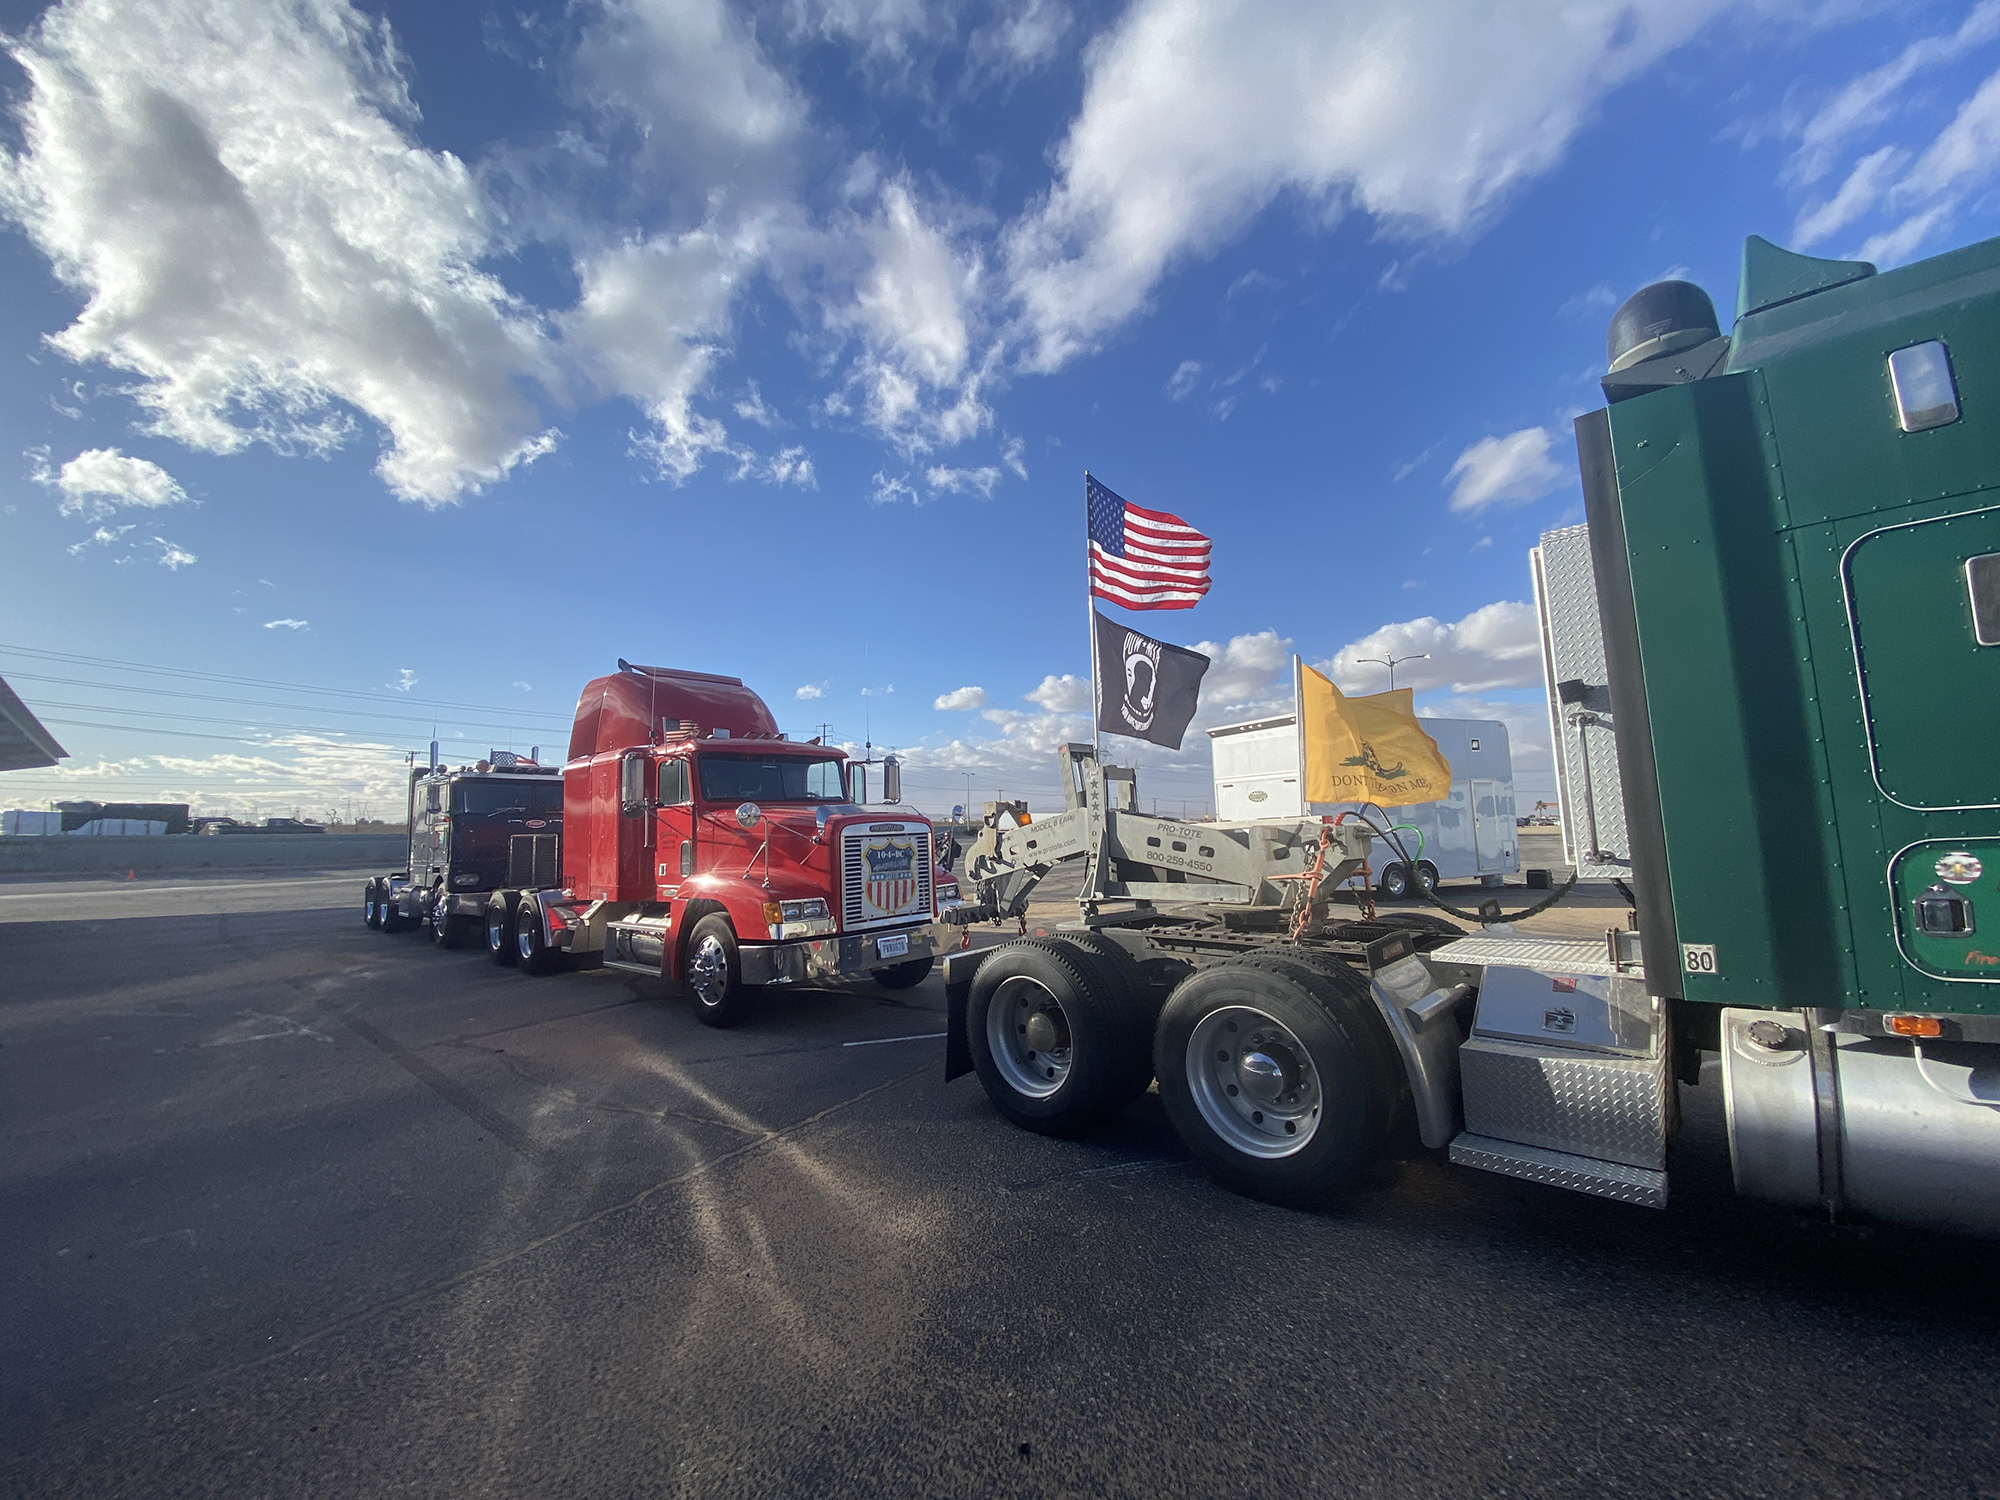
top-left (5, 872), bottom-right (1999, 1498)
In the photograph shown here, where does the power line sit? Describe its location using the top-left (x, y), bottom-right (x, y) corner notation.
top-left (0, 643), bottom-right (568, 722)
top-left (5, 674), bottom-right (567, 735)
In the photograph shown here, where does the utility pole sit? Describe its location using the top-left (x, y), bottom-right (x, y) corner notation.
top-left (1356, 651), bottom-right (1431, 691)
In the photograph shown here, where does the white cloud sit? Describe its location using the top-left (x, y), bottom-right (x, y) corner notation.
top-left (0, 0), bottom-right (560, 504)
top-left (1186, 627), bottom-right (1291, 707)
top-left (1024, 673), bottom-right (1091, 712)
top-left (1850, 66), bottom-right (2000, 265)
top-left (150, 537), bottom-right (197, 570)
top-left (925, 463), bottom-right (1002, 498)
top-left (30, 445), bottom-right (191, 519)
top-left (1793, 145), bottom-right (1906, 248)
top-left (1323, 601), bottom-right (1541, 694)
top-left (870, 471), bottom-right (919, 505)
top-left (934, 685), bottom-right (989, 710)
top-left (765, 447), bottom-right (817, 488)
top-left (1000, 435), bottom-right (1027, 479)
top-left (392, 669), bottom-right (418, 693)
top-left (822, 177), bottom-right (993, 456)
top-left (263, 618), bottom-right (309, 630)
top-left (1165, 359), bottom-right (1203, 400)
top-left (1786, 1), bottom-right (2000, 188)
top-left (1445, 427), bottom-right (1568, 514)
top-left (512, 680), bottom-right (532, 692)
top-left (1003, 0), bottom-right (1760, 370)
top-left (795, 682), bottom-right (827, 700)
top-left (734, 381), bottom-right (782, 428)
top-left (67, 523), bottom-right (132, 555)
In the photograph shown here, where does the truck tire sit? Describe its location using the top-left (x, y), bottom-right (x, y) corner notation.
top-left (1155, 955), bottom-right (1397, 1208)
top-left (875, 957), bottom-right (935, 990)
top-left (684, 914), bottom-right (755, 1028)
top-left (966, 939), bottom-right (1154, 1137)
top-left (364, 878), bottom-right (385, 931)
top-left (513, 895), bottom-right (562, 976)
top-left (381, 883), bottom-right (409, 932)
top-left (1417, 861), bottom-right (1439, 896)
top-left (485, 892), bottom-right (519, 966)
top-left (1376, 862), bottom-right (1411, 900)
top-left (430, 889), bottom-right (470, 949)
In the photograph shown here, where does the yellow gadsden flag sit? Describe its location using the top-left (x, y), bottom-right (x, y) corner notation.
top-left (1300, 664), bottom-right (1453, 805)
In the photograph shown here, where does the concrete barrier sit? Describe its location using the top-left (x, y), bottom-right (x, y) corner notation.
top-left (0, 834), bottom-right (406, 878)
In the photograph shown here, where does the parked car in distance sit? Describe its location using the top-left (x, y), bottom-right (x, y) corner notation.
top-left (261, 818), bottom-right (325, 833)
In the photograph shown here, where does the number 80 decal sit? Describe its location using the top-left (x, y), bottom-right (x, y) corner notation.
top-left (1682, 943), bottom-right (1719, 975)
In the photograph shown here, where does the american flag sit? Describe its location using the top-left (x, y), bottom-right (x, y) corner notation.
top-left (1086, 475), bottom-right (1212, 610)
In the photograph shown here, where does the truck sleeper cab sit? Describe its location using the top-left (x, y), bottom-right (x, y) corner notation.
top-left (483, 662), bottom-right (961, 1028)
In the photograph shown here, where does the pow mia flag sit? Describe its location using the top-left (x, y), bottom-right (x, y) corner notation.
top-left (1093, 610), bottom-right (1210, 750)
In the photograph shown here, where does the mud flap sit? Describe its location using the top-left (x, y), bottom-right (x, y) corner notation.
top-left (942, 947), bottom-right (991, 1081)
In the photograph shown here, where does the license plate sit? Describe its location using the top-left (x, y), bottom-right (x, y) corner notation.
top-left (877, 933), bottom-right (909, 958)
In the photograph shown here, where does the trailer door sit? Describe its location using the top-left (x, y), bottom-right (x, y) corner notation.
top-left (1471, 778), bottom-right (1509, 872)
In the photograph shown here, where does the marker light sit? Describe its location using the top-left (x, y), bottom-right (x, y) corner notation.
top-left (1885, 1014), bottom-right (1944, 1038)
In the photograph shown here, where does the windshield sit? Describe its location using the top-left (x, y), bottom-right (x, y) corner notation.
top-left (698, 753), bottom-right (846, 804)
top-left (453, 778), bottom-right (564, 816)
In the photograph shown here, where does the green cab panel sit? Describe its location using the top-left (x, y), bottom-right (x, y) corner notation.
top-left (1603, 231), bottom-right (2000, 1015)
top-left (1889, 837), bottom-right (2000, 983)
top-left (1843, 501), bottom-right (2000, 811)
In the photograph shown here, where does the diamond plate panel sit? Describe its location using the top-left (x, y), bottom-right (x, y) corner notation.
top-left (1430, 933), bottom-right (1621, 977)
top-left (1459, 1036), bottom-right (1667, 1168)
top-left (1533, 524), bottom-right (1631, 878)
top-left (1449, 1133), bottom-right (1669, 1208)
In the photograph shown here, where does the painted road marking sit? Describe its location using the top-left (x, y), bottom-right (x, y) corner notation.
top-left (841, 1031), bottom-right (948, 1047)
top-left (0, 875), bottom-right (356, 901)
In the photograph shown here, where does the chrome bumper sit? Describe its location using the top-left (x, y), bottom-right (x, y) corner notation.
top-left (739, 923), bottom-right (950, 987)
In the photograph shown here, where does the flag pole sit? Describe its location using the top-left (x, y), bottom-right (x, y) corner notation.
top-left (1293, 654), bottom-right (1306, 817)
top-left (1086, 471), bottom-right (1101, 757)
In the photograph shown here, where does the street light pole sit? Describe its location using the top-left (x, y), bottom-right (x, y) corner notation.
top-left (1356, 651), bottom-right (1431, 691)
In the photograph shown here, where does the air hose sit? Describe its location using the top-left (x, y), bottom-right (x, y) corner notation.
top-left (1347, 807), bottom-right (1579, 926)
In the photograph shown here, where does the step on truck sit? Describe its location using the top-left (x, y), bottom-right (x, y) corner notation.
top-left (364, 750), bottom-right (563, 945)
top-left (441, 661), bottom-right (961, 1027)
top-left (945, 231), bottom-right (2000, 1237)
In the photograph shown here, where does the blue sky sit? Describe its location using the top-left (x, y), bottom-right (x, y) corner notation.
top-left (3, 0), bottom-right (1999, 821)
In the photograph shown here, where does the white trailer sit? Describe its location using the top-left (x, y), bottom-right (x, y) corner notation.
top-left (1208, 714), bottom-right (1518, 897)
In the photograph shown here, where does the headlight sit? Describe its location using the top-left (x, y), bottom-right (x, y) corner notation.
top-left (779, 898), bottom-right (829, 922)
top-left (937, 882), bottom-right (961, 903)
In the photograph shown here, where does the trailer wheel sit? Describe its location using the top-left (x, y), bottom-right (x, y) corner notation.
top-left (966, 939), bottom-right (1153, 1137)
top-left (485, 893), bottom-right (519, 967)
top-left (1417, 861), bottom-right (1439, 896)
top-left (1376, 862), bottom-right (1411, 900)
top-left (684, 914), bottom-right (754, 1027)
top-left (514, 895), bottom-right (562, 976)
top-left (430, 889), bottom-right (470, 949)
top-left (1155, 957), bottom-right (1395, 1207)
top-left (364, 878), bottom-right (385, 931)
top-left (874, 957), bottom-right (935, 990)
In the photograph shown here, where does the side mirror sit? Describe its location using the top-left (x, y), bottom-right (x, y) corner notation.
top-left (619, 756), bottom-right (647, 816)
top-left (425, 784), bottom-right (442, 815)
top-left (883, 756), bottom-right (901, 804)
top-left (848, 764), bottom-right (868, 804)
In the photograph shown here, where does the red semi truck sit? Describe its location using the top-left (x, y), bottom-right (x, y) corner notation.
top-left (400, 660), bottom-right (962, 1027)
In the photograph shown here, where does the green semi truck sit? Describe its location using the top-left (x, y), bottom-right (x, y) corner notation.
top-left (945, 230), bottom-right (2000, 1236)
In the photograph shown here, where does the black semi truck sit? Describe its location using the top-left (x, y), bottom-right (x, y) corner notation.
top-left (363, 750), bottom-right (563, 947)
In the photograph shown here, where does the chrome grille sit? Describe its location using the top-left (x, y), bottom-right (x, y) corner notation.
top-left (840, 826), bottom-right (933, 930)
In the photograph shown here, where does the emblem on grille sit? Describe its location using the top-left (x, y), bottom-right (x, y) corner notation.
top-left (863, 838), bottom-right (919, 918)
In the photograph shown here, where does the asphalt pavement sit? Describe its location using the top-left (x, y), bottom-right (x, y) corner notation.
top-left (5, 871), bottom-right (1999, 1498)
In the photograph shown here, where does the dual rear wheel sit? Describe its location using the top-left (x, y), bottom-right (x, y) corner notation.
top-left (966, 936), bottom-right (1399, 1206)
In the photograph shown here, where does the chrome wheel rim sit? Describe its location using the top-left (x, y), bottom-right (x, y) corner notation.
top-left (1186, 1005), bottom-right (1321, 1159)
top-left (516, 916), bottom-right (536, 962)
top-left (487, 910), bottom-right (505, 952)
top-left (688, 933), bottom-right (731, 1007)
top-left (986, 976), bottom-right (1071, 1099)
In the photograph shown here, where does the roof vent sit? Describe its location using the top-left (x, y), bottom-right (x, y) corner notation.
top-left (1607, 281), bottom-right (1721, 373)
